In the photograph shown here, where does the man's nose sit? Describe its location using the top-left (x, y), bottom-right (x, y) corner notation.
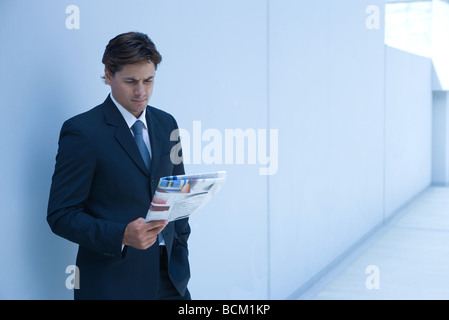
top-left (135, 83), bottom-right (145, 96)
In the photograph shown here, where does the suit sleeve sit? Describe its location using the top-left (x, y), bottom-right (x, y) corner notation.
top-left (47, 119), bottom-right (126, 258)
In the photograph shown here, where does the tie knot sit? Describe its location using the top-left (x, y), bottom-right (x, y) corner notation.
top-left (132, 120), bottom-right (144, 135)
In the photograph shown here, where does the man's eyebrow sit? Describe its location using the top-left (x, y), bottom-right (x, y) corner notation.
top-left (123, 76), bottom-right (154, 81)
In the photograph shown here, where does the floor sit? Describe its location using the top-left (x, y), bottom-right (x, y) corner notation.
top-left (298, 186), bottom-right (449, 300)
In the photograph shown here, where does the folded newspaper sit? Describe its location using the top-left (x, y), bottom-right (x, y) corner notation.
top-left (145, 171), bottom-right (226, 222)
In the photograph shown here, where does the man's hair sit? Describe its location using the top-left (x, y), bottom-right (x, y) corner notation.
top-left (102, 31), bottom-right (162, 78)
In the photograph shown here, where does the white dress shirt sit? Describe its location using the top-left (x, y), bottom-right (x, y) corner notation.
top-left (110, 94), bottom-right (152, 158)
top-left (110, 94), bottom-right (165, 246)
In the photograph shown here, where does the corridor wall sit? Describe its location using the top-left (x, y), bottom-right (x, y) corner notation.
top-left (384, 46), bottom-right (432, 217)
top-left (268, 0), bottom-right (386, 299)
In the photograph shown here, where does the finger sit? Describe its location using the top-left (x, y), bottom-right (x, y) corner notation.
top-left (131, 218), bottom-right (146, 231)
top-left (144, 220), bottom-right (168, 230)
top-left (143, 235), bottom-right (158, 249)
top-left (145, 226), bottom-right (166, 238)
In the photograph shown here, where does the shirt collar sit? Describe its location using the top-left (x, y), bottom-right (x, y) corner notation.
top-left (110, 93), bottom-right (148, 130)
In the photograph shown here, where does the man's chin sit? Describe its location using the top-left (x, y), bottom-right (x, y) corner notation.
top-left (124, 104), bottom-right (148, 117)
top-left (132, 100), bottom-right (148, 107)
top-left (131, 100), bottom-right (148, 108)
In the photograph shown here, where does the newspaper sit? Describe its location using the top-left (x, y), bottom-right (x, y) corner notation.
top-left (145, 171), bottom-right (226, 222)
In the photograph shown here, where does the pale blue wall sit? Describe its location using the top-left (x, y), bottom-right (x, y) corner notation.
top-left (0, 0), bottom-right (268, 300)
top-left (433, 91), bottom-right (449, 185)
top-left (268, 0), bottom-right (386, 299)
top-left (384, 46), bottom-right (432, 217)
top-left (0, 0), bottom-right (433, 299)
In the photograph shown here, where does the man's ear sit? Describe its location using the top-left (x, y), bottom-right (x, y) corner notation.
top-left (104, 68), bottom-right (112, 85)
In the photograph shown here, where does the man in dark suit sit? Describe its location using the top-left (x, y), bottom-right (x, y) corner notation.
top-left (47, 32), bottom-right (191, 300)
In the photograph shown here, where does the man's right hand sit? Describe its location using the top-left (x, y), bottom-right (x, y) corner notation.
top-left (122, 218), bottom-right (168, 250)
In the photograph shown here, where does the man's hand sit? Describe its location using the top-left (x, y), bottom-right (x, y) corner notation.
top-left (122, 218), bottom-right (168, 250)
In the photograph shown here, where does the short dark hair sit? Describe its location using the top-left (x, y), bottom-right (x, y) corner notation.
top-left (102, 31), bottom-right (162, 78)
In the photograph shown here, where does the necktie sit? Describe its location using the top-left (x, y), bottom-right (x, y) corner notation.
top-left (131, 120), bottom-right (164, 245)
top-left (131, 120), bottom-right (151, 171)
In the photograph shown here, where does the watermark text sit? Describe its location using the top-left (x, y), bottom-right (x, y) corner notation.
top-left (171, 121), bottom-right (278, 176)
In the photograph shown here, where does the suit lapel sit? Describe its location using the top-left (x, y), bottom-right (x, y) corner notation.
top-left (146, 108), bottom-right (162, 178)
top-left (102, 95), bottom-right (150, 176)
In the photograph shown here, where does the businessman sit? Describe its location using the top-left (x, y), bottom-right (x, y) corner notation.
top-left (47, 32), bottom-right (191, 300)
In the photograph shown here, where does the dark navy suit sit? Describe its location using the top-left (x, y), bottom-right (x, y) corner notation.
top-left (47, 95), bottom-right (190, 299)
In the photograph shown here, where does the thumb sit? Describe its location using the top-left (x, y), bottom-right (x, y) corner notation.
top-left (135, 217), bottom-right (146, 224)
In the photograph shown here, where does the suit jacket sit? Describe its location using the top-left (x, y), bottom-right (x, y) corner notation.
top-left (47, 95), bottom-right (190, 300)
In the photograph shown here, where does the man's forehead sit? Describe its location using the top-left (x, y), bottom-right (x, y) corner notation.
top-left (118, 61), bottom-right (155, 76)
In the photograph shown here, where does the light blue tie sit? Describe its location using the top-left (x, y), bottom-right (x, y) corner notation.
top-left (131, 120), bottom-right (151, 170)
top-left (132, 120), bottom-right (164, 245)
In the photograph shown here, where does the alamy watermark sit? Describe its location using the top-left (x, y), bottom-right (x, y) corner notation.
top-left (170, 121), bottom-right (279, 176)
top-left (365, 264), bottom-right (380, 290)
top-left (65, 265), bottom-right (80, 290)
top-left (365, 5), bottom-right (380, 30)
top-left (65, 5), bottom-right (80, 30)
top-left (65, 4), bottom-right (380, 31)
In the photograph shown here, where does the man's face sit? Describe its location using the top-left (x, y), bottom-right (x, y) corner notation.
top-left (105, 61), bottom-right (156, 118)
